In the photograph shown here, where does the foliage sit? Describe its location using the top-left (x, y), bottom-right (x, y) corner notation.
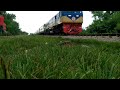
top-left (79, 28), bottom-right (91, 35)
top-left (85, 11), bottom-right (120, 34)
top-left (0, 35), bottom-right (119, 79)
top-left (20, 31), bottom-right (28, 35)
top-left (0, 11), bottom-right (27, 35)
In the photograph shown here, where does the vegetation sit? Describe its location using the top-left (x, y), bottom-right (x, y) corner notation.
top-left (0, 35), bottom-right (119, 79)
top-left (0, 11), bottom-right (28, 35)
top-left (0, 11), bottom-right (119, 79)
top-left (82, 11), bottom-right (120, 34)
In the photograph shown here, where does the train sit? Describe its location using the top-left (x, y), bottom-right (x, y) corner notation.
top-left (0, 15), bottom-right (6, 34)
top-left (37, 11), bottom-right (83, 35)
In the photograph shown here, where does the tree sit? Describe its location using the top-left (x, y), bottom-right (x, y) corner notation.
top-left (0, 11), bottom-right (6, 15)
top-left (0, 11), bottom-right (29, 36)
top-left (20, 31), bottom-right (28, 35)
top-left (86, 11), bottom-right (120, 34)
top-left (2, 11), bottom-right (23, 35)
top-left (91, 11), bottom-right (104, 21)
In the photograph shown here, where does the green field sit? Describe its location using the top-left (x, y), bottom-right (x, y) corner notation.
top-left (0, 35), bottom-right (120, 79)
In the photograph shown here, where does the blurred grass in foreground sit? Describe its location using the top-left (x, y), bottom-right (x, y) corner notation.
top-left (0, 35), bottom-right (119, 79)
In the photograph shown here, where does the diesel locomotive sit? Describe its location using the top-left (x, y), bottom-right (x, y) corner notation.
top-left (38, 11), bottom-right (83, 35)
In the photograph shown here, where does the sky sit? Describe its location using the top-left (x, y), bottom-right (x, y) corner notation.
top-left (7, 11), bottom-right (94, 34)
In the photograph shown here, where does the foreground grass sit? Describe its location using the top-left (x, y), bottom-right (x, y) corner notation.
top-left (0, 35), bottom-right (120, 79)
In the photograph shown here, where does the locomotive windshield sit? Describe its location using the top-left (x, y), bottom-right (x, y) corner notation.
top-left (62, 11), bottom-right (83, 13)
top-left (61, 11), bottom-right (83, 17)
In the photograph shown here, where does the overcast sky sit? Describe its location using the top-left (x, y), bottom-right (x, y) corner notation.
top-left (7, 11), bottom-right (94, 34)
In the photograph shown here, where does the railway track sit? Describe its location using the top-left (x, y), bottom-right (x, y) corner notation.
top-left (41, 34), bottom-right (120, 42)
top-left (62, 35), bottom-right (120, 42)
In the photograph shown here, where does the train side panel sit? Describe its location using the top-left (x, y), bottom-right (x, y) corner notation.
top-left (55, 12), bottom-right (62, 25)
top-left (46, 12), bottom-right (62, 30)
top-left (39, 25), bottom-right (44, 32)
top-left (48, 17), bottom-right (55, 29)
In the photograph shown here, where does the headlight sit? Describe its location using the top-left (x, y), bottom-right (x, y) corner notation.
top-left (76, 15), bottom-right (79, 17)
top-left (68, 15), bottom-right (71, 17)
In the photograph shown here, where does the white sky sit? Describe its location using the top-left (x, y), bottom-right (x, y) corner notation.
top-left (7, 11), bottom-right (94, 34)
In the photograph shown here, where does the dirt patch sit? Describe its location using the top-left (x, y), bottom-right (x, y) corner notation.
top-left (58, 41), bottom-right (75, 47)
top-left (81, 45), bottom-right (89, 48)
top-left (57, 40), bottom-right (90, 48)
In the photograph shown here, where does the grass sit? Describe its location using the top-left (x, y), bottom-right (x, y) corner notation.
top-left (0, 35), bottom-right (120, 79)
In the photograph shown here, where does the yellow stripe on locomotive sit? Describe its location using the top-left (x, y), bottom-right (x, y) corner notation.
top-left (60, 16), bottom-right (83, 23)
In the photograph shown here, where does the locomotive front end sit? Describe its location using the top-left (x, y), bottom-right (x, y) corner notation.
top-left (61, 11), bottom-right (83, 35)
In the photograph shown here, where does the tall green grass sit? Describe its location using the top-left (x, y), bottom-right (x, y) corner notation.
top-left (0, 35), bottom-right (120, 79)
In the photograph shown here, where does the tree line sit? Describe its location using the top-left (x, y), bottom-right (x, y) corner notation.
top-left (81, 11), bottom-right (120, 35)
top-left (2, 11), bottom-right (119, 36)
top-left (0, 11), bottom-right (28, 35)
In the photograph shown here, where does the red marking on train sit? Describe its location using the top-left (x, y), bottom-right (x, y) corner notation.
top-left (0, 15), bottom-right (6, 31)
top-left (63, 23), bottom-right (82, 35)
top-left (0, 15), bottom-right (4, 26)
